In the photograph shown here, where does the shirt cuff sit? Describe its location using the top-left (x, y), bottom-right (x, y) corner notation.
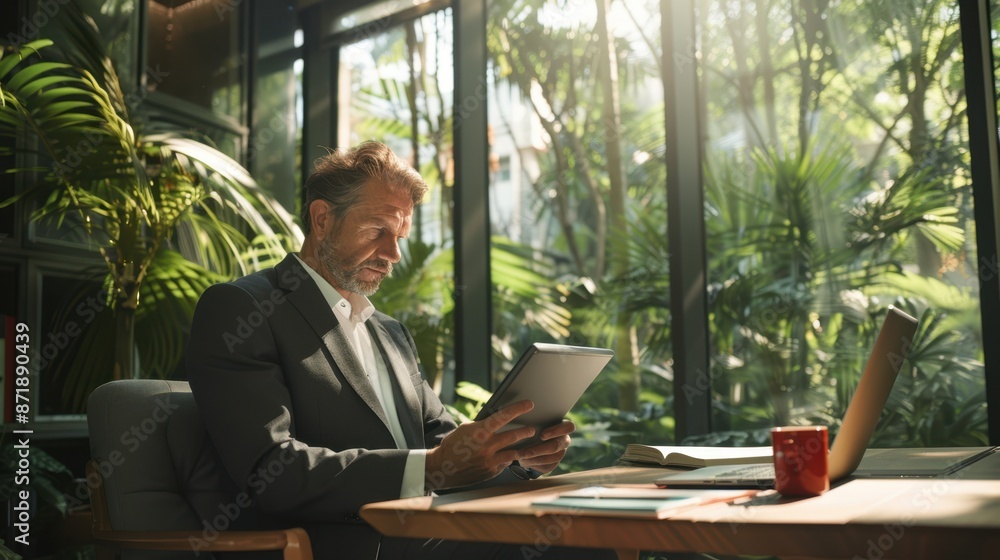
top-left (401, 449), bottom-right (428, 498)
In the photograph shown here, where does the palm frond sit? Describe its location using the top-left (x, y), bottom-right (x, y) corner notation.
top-left (1, 13), bottom-right (303, 406)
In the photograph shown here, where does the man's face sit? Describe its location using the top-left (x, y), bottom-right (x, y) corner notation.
top-left (318, 180), bottom-right (413, 296)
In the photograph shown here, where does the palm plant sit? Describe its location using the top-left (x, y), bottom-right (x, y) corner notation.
top-left (703, 141), bottom-right (980, 442)
top-left (876, 307), bottom-right (987, 446)
top-left (0, 10), bottom-right (300, 410)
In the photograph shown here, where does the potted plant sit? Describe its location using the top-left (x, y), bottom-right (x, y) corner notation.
top-left (0, 7), bottom-right (301, 410)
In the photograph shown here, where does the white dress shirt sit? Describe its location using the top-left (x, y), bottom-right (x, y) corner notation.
top-left (294, 254), bottom-right (427, 498)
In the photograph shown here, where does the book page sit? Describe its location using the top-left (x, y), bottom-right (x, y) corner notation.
top-left (623, 445), bottom-right (772, 466)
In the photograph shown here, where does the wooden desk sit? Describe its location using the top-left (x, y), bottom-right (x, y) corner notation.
top-left (361, 458), bottom-right (1000, 560)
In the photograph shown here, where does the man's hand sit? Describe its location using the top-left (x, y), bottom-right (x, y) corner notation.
top-left (424, 400), bottom-right (536, 491)
top-left (515, 419), bottom-right (575, 474)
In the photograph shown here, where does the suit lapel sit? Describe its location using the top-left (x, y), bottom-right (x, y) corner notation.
top-left (367, 318), bottom-right (424, 449)
top-left (275, 255), bottom-right (391, 434)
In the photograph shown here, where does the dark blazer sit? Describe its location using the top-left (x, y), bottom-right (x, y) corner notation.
top-left (186, 253), bottom-right (457, 556)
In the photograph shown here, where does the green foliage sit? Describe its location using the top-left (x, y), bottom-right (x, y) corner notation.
top-left (377, 0), bottom-right (986, 455)
top-left (484, 0), bottom-right (984, 449)
top-left (369, 236), bottom-right (572, 390)
top-left (444, 381), bottom-right (494, 424)
top-left (704, 141), bottom-right (985, 443)
top-left (45, 251), bottom-right (229, 410)
top-left (370, 239), bottom-right (453, 390)
top-left (0, 440), bottom-right (79, 558)
top-left (878, 308), bottom-right (987, 446)
top-left (0, 541), bottom-right (21, 560)
top-left (491, 237), bottom-right (574, 373)
top-left (0, 442), bottom-right (95, 558)
top-left (0, 442), bottom-right (75, 518)
top-left (0, 8), bottom-right (301, 410)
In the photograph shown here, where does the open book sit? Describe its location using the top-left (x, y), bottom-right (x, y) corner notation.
top-left (620, 444), bottom-right (772, 468)
top-left (531, 486), bottom-right (755, 519)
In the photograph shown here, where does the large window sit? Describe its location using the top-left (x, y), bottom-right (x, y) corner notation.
top-left (701, 0), bottom-right (986, 447)
top-left (250, 4), bottom-right (303, 213)
top-left (487, 0), bottom-right (671, 470)
top-left (144, 0), bottom-right (247, 161)
top-left (146, 0), bottom-right (245, 122)
top-left (477, 0), bottom-right (992, 469)
top-left (335, 6), bottom-right (457, 395)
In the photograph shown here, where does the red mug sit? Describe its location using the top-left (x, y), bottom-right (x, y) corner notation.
top-left (771, 426), bottom-right (829, 496)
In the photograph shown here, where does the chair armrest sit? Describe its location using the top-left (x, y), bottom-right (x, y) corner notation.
top-left (92, 527), bottom-right (312, 560)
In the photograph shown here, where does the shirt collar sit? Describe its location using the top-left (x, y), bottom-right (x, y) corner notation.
top-left (293, 253), bottom-right (376, 323)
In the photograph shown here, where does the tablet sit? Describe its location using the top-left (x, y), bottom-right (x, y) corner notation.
top-left (474, 343), bottom-right (614, 450)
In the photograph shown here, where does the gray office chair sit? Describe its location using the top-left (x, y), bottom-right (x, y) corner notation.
top-left (86, 379), bottom-right (312, 560)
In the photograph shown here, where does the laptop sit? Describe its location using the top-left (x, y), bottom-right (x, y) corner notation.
top-left (656, 305), bottom-right (919, 489)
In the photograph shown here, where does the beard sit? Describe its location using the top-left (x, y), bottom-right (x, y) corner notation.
top-left (318, 234), bottom-right (392, 296)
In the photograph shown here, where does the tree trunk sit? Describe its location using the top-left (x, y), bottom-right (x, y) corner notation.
top-left (905, 17), bottom-right (940, 278)
top-left (113, 281), bottom-right (138, 380)
top-left (755, 0), bottom-right (778, 149)
top-left (406, 21), bottom-right (423, 241)
top-left (533, 115), bottom-right (587, 276)
top-left (725, 4), bottom-right (764, 150)
top-left (596, 0), bottom-right (639, 412)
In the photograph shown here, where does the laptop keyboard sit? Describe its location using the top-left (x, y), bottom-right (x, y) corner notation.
top-left (715, 464), bottom-right (775, 479)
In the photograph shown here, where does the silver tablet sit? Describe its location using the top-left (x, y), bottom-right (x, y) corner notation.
top-left (475, 343), bottom-right (614, 450)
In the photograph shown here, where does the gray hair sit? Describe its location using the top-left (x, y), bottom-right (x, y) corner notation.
top-left (301, 141), bottom-right (428, 234)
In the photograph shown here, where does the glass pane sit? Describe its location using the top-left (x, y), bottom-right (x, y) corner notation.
top-left (337, 9), bottom-right (456, 394)
top-left (146, 0), bottom-right (244, 122)
top-left (0, 264), bottom-right (18, 321)
top-left (37, 272), bottom-right (109, 417)
top-left (18, 1), bottom-right (141, 89)
top-left (701, 0), bottom-right (987, 447)
top-left (207, 129), bottom-right (243, 162)
top-left (9, 1), bottom-right (140, 248)
top-left (250, 3), bottom-right (302, 214)
top-left (0, 150), bottom-right (15, 242)
top-left (79, 0), bottom-right (140, 89)
top-left (333, 0), bottom-right (439, 34)
top-left (487, 0), bottom-right (670, 471)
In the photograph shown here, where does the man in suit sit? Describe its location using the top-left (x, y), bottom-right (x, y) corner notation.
top-left (186, 141), bottom-right (615, 559)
